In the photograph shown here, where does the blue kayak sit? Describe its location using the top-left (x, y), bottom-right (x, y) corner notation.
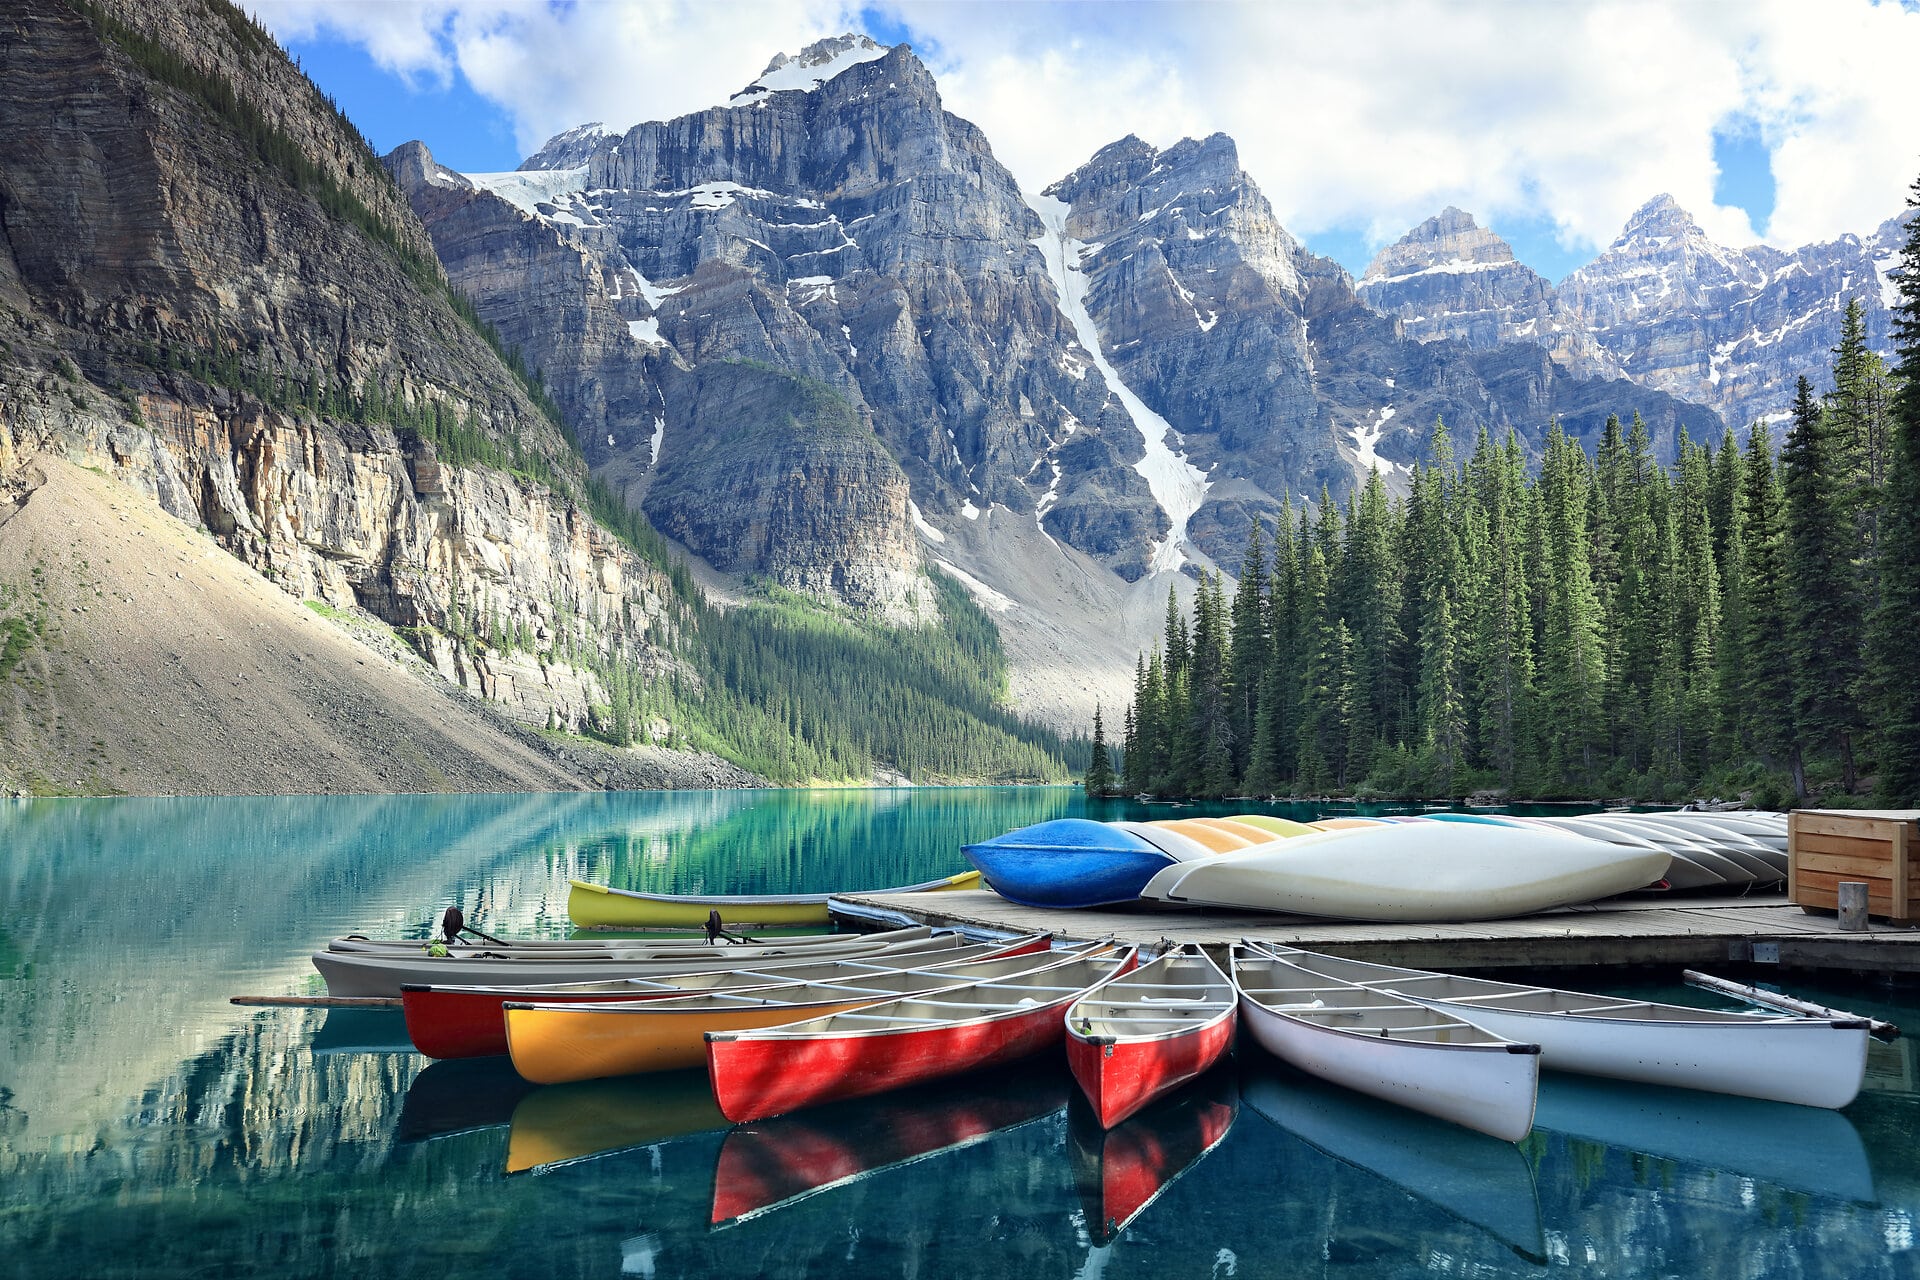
top-left (961, 819), bottom-right (1179, 909)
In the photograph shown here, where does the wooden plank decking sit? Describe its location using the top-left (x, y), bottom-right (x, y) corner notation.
top-left (832, 889), bottom-right (1920, 973)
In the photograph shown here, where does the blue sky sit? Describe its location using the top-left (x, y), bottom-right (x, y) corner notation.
top-left (261, 1), bottom-right (1915, 283)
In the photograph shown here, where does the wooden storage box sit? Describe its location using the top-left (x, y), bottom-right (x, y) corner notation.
top-left (1788, 809), bottom-right (1920, 923)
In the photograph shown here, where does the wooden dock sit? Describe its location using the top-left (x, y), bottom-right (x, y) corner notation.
top-left (832, 889), bottom-right (1920, 974)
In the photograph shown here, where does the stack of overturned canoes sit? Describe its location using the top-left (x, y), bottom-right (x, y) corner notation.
top-left (959, 810), bottom-right (1790, 918)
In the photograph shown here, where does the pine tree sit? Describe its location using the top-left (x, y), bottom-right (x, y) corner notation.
top-left (1536, 423), bottom-right (1606, 791)
top-left (1741, 420), bottom-right (1796, 778)
top-left (1866, 176), bottom-right (1920, 803)
top-left (1227, 522), bottom-right (1269, 778)
top-left (1084, 705), bottom-right (1114, 798)
top-left (1782, 373), bottom-right (1862, 793)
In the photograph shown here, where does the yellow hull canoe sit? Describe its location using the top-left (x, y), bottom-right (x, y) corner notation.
top-left (505, 995), bottom-right (887, 1082)
top-left (567, 871), bottom-right (983, 930)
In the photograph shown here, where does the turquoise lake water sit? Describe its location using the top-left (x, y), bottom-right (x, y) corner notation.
top-left (2, 788), bottom-right (1918, 1278)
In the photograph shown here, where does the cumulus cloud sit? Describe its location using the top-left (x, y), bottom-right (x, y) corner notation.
top-left (251, 0), bottom-right (1920, 261)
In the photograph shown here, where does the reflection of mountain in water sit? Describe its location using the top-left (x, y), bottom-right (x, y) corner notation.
top-left (0, 789), bottom-right (1074, 1147)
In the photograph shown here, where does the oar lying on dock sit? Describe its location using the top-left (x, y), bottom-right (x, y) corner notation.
top-left (1682, 970), bottom-right (1900, 1041)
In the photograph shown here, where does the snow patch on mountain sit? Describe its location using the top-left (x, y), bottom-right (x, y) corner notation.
top-left (1350, 406), bottom-right (1397, 476)
top-left (464, 167), bottom-right (589, 217)
top-left (730, 35), bottom-right (890, 104)
top-left (1027, 191), bottom-right (1209, 574)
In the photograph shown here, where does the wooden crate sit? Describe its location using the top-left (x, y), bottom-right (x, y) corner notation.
top-left (1789, 809), bottom-right (1920, 923)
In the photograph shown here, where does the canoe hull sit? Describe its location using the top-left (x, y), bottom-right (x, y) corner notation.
top-left (1401, 996), bottom-right (1870, 1110)
top-left (1239, 995), bottom-right (1540, 1142)
top-left (962, 819), bottom-right (1180, 909)
top-left (1146, 825), bottom-right (1668, 921)
top-left (568, 872), bottom-right (981, 929)
top-left (316, 934), bottom-right (915, 999)
top-left (1067, 1014), bottom-right (1235, 1130)
top-left (507, 998), bottom-right (883, 1083)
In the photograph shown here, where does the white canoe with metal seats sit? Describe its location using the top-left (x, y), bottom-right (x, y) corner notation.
top-left (328, 926), bottom-right (889, 954)
top-left (1144, 824), bottom-right (1668, 922)
top-left (1252, 943), bottom-right (1869, 1110)
top-left (1230, 947), bottom-right (1541, 1142)
top-left (315, 928), bottom-right (944, 998)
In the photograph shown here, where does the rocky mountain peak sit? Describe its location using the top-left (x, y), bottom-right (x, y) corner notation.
top-left (730, 33), bottom-right (894, 103)
top-left (1607, 192), bottom-right (1714, 254)
top-left (1361, 205), bottom-right (1519, 282)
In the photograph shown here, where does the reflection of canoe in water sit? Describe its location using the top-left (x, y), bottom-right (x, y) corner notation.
top-left (310, 1007), bottom-right (415, 1056)
top-left (709, 1063), bottom-right (1070, 1226)
top-left (504, 1070), bottom-right (726, 1174)
top-left (568, 872), bottom-right (983, 929)
top-left (1533, 1075), bottom-right (1877, 1204)
top-left (395, 1057), bottom-right (540, 1144)
top-left (1241, 1065), bottom-right (1546, 1263)
top-left (1068, 1069), bottom-right (1237, 1244)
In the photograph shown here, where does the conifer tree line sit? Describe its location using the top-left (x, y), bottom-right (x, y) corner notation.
top-left (1110, 182), bottom-right (1920, 804)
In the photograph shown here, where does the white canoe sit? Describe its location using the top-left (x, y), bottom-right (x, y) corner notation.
top-left (316, 928), bottom-right (941, 998)
top-left (1535, 815), bottom-right (1756, 885)
top-left (1144, 824), bottom-right (1667, 922)
top-left (1253, 944), bottom-right (1869, 1109)
top-left (1231, 948), bottom-right (1541, 1141)
top-left (329, 926), bottom-right (876, 954)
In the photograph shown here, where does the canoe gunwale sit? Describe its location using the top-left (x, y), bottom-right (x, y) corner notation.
top-left (706, 951), bottom-right (1137, 1044)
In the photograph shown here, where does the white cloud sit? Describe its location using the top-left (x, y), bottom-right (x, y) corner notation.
top-left (251, 0), bottom-right (1920, 262)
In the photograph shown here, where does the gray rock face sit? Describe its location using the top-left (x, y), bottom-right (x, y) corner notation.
top-left (1358, 209), bottom-right (1618, 376)
top-left (394, 39), bottom-right (1165, 594)
top-left (0, 0), bottom-right (680, 736)
top-left (1042, 136), bottom-right (1725, 570)
top-left (1363, 195), bottom-right (1908, 431)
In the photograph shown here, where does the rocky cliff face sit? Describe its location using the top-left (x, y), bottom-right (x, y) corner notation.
top-left (391, 37), bottom-right (1168, 593)
top-left (1039, 136), bottom-right (1724, 570)
top-left (1358, 208), bottom-right (1620, 376)
top-left (1361, 195), bottom-right (1907, 431)
top-left (0, 0), bottom-right (681, 739)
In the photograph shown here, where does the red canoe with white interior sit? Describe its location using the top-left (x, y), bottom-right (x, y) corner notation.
top-left (705, 949), bottom-right (1137, 1124)
top-left (1065, 947), bottom-right (1238, 1129)
top-left (400, 932), bottom-right (1049, 1059)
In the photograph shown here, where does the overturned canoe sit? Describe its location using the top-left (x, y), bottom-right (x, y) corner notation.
top-left (1066, 947), bottom-right (1236, 1129)
top-left (706, 949), bottom-right (1137, 1123)
top-left (1252, 943), bottom-right (1870, 1109)
top-left (1145, 823), bottom-right (1668, 921)
top-left (568, 871), bottom-right (983, 930)
top-left (505, 945), bottom-right (1103, 1083)
top-left (402, 933), bottom-right (1048, 1059)
top-left (1232, 946), bottom-right (1541, 1141)
top-left (962, 819), bottom-right (1207, 908)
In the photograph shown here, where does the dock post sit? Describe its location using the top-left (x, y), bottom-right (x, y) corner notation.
top-left (1838, 881), bottom-right (1871, 932)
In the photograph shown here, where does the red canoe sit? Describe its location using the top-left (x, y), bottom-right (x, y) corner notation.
top-left (1065, 947), bottom-right (1237, 1129)
top-left (400, 933), bottom-right (1049, 1059)
top-left (705, 949), bottom-right (1137, 1124)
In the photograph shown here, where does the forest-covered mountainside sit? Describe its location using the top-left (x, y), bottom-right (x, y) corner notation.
top-left (0, 0), bottom-right (1081, 793)
top-left (1114, 279), bottom-right (1920, 807)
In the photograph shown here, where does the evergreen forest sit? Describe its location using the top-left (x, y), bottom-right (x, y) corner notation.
top-left (1107, 184), bottom-right (1920, 806)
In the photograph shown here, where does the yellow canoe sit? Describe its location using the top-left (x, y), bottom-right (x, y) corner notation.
top-left (504, 947), bottom-right (1093, 1084)
top-left (567, 870), bottom-right (983, 930)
